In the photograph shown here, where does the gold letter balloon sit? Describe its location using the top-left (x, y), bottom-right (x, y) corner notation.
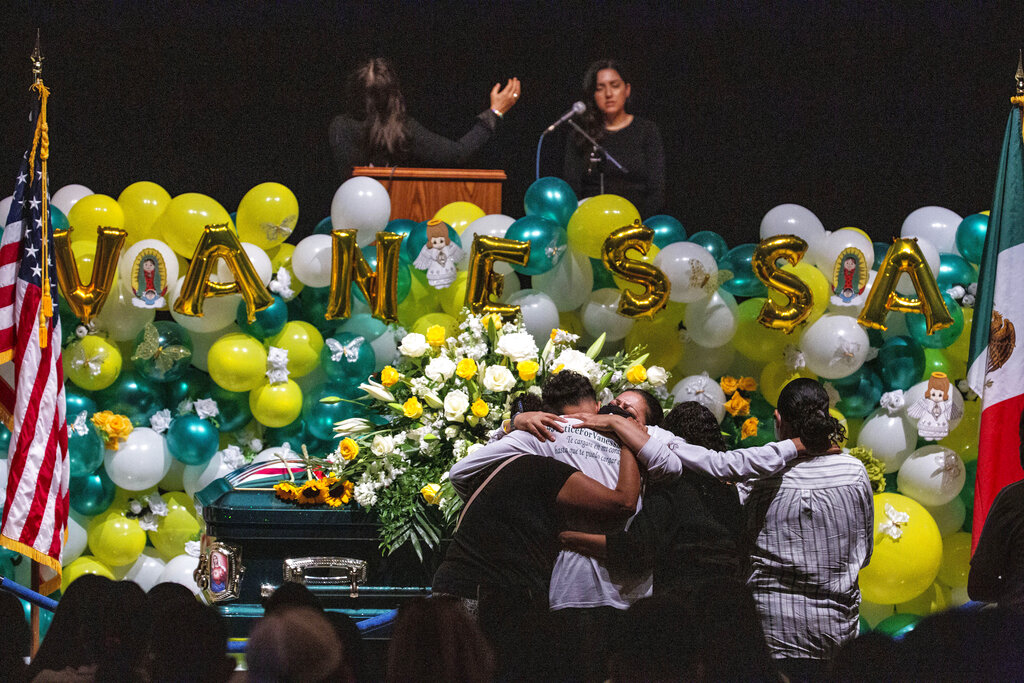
top-left (751, 235), bottom-right (812, 333)
top-left (326, 230), bottom-right (404, 324)
top-left (173, 223), bottom-right (273, 323)
top-left (464, 235), bottom-right (530, 317)
top-left (53, 226), bottom-right (126, 325)
top-left (600, 221), bottom-right (670, 318)
top-left (858, 238), bottom-right (953, 333)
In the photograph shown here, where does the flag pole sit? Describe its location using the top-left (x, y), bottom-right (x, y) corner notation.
top-left (28, 30), bottom-right (43, 656)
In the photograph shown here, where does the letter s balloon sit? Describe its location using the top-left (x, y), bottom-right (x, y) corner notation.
top-left (751, 235), bottom-right (812, 333)
top-left (600, 221), bottom-right (670, 318)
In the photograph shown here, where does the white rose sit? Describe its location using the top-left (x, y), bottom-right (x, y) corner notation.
top-left (371, 434), bottom-right (396, 456)
top-left (424, 356), bottom-right (456, 382)
top-left (399, 333), bottom-right (429, 358)
top-left (443, 390), bottom-right (470, 422)
top-left (482, 365), bottom-right (516, 393)
top-left (551, 349), bottom-right (600, 380)
top-left (646, 366), bottom-right (668, 386)
top-left (496, 332), bottom-right (539, 363)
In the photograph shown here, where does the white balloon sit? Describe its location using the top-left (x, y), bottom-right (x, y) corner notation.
top-left (580, 288), bottom-right (635, 342)
top-left (671, 374), bottom-right (727, 423)
top-left (369, 331), bottom-right (398, 372)
top-left (497, 269), bottom-right (521, 299)
top-left (533, 250), bottom-right (594, 311)
top-left (684, 289), bottom-right (738, 348)
top-left (168, 276), bottom-right (240, 334)
top-left (291, 234), bottom-right (334, 288)
top-left (51, 184), bottom-right (94, 215)
top-left (759, 204), bottom-right (826, 244)
top-left (810, 228), bottom-right (875, 274)
top-left (121, 548), bottom-right (167, 591)
top-left (508, 289), bottom-right (561, 347)
top-left (156, 553), bottom-right (200, 594)
top-left (189, 324), bottom-right (240, 372)
top-left (93, 288), bottom-right (156, 342)
top-left (653, 242), bottom-right (718, 303)
top-left (900, 206), bottom-right (962, 255)
top-left (215, 242), bottom-right (273, 286)
top-left (253, 446), bottom-right (298, 464)
top-left (183, 451), bottom-right (238, 498)
top-left (159, 459), bottom-right (187, 492)
top-left (856, 409), bottom-right (918, 473)
top-left (62, 512), bottom-right (89, 565)
top-left (457, 214), bottom-right (515, 269)
top-left (896, 236), bottom-right (940, 296)
top-left (922, 498), bottom-right (967, 537)
top-left (676, 339), bottom-right (735, 380)
top-left (904, 378), bottom-right (964, 437)
top-left (118, 239), bottom-right (180, 305)
top-left (103, 427), bottom-right (171, 491)
top-left (331, 177), bottom-right (391, 248)
top-left (799, 314), bottom-right (870, 379)
top-left (897, 444), bottom-right (966, 506)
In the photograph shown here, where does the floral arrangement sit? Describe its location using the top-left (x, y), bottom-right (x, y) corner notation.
top-left (325, 310), bottom-right (670, 558)
top-left (90, 410), bottom-right (134, 450)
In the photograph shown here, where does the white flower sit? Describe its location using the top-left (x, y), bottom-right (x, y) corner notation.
top-left (129, 499), bottom-right (143, 515)
top-left (422, 390), bottom-right (443, 409)
top-left (185, 541), bottom-right (201, 558)
top-left (266, 347), bottom-right (290, 384)
top-left (880, 390), bottom-right (906, 416)
top-left (145, 493), bottom-right (168, 517)
top-left (399, 333), bottom-right (429, 358)
top-left (354, 482), bottom-right (378, 507)
top-left (333, 417), bottom-right (374, 435)
top-left (371, 434), bottom-right (396, 456)
top-left (269, 266), bottom-right (295, 300)
top-left (445, 426), bottom-right (460, 440)
top-left (138, 515), bottom-right (159, 532)
top-left (482, 365), bottom-right (516, 392)
top-left (551, 329), bottom-right (580, 345)
top-left (149, 409), bottom-right (172, 434)
top-left (444, 390), bottom-right (470, 422)
top-left (646, 366), bottom-right (668, 386)
top-left (551, 349), bottom-right (600, 381)
top-left (249, 438), bottom-right (263, 452)
top-left (496, 332), bottom-right (539, 363)
top-left (218, 445), bottom-right (246, 469)
top-left (359, 380), bottom-right (395, 403)
top-left (193, 398), bottom-right (220, 420)
top-left (424, 356), bottom-right (456, 382)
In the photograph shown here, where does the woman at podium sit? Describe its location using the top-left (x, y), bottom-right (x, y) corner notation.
top-left (563, 59), bottom-right (665, 216)
top-left (329, 58), bottom-right (521, 179)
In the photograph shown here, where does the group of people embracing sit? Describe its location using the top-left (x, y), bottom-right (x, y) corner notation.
top-left (432, 371), bottom-right (874, 682)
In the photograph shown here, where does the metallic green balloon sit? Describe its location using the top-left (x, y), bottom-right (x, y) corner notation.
top-left (236, 295), bottom-right (288, 339)
top-left (873, 336), bottom-right (925, 392)
top-left (64, 389), bottom-right (97, 421)
top-left (524, 177), bottom-right (578, 227)
top-left (356, 245), bottom-right (412, 302)
top-left (94, 371), bottom-right (164, 426)
top-left (314, 216), bottom-right (333, 235)
top-left (646, 215), bottom-right (687, 249)
top-left (131, 320), bottom-right (194, 383)
top-left (688, 231), bottom-right (729, 263)
top-left (874, 613), bottom-right (921, 639)
top-left (68, 424), bottom-right (104, 478)
top-left (937, 253), bottom-right (977, 290)
top-left (303, 383), bottom-right (356, 442)
top-left (906, 293), bottom-right (964, 349)
top-left (166, 415), bottom-right (219, 466)
top-left (720, 243), bottom-right (768, 298)
top-left (162, 367), bottom-right (212, 409)
top-left (955, 213), bottom-right (988, 265)
top-left (507, 216), bottom-right (567, 276)
top-left (70, 469), bottom-right (116, 517)
top-left (210, 383), bottom-right (253, 433)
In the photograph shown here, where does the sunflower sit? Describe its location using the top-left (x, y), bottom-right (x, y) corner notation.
top-left (274, 481), bottom-right (300, 502)
top-left (326, 479), bottom-right (355, 507)
top-left (296, 479), bottom-right (329, 505)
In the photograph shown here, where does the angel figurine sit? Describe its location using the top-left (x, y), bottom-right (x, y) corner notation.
top-left (413, 220), bottom-right (463, 289)
top-left (907, 372), bottom-right (962, 441)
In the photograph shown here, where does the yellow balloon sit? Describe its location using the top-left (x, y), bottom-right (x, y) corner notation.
top-left (830, 407), bottom-right (849, 448)
top-left (759, 360), bottom-right (818, 407)
top-left (235, 182), bottom-right (300, 250)
top-left (566, 194), bottom-right (642, 260)
top-left (859, 493), bottom-right (943, 605)
top-left (268, 243), bottom-right (304, 297)
top-left (61, 555), bottom-right (115, 593)
top-left (767, 261), bottom-right (830, 325)
top-left (86, 509), bottom-right (146, 567)
top-left (437, 271), bottom-right (469, 317)
top-left (412, 312), bottom-right (458, 336)
top-left (249, 379), bottom-right (303, 428)
top-left (433, 201), bottom-right (485, 235)
top-left (895, 581), bottom-right (951, 616)
top-left (398, 271), bottom-right (441, 329)
top-left (936, 531), bottom-right (972, 589)
top-left (207, 332), bottom-right (268, 392)
top-left (63, 335), bottom-right (123, 391)
top-left (266, 321), bottom-right (324, 378)
top-left (732, 298), bottom-right (790, 363)
top-left (940, 400), bottom-right (980, 463)
top-left (558, 310), bottom-right (586, 338)
top-left (117, 181), bottom-right (171, 245)
top-left (148, 491), bottom-right (201, 561)
top-left (68, 239), bottom-right (120, 289)
top-left (155, 193), bottom-right (233, 259)
top-left (67, 193), bottom-right (125, 233)
top-left (624, 303), bottom-right (687, 369)
top-left (946, 307), bottom-right (973, 361)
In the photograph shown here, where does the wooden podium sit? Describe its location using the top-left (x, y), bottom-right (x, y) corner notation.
top-left (351, 167), bottom-right (506, 221)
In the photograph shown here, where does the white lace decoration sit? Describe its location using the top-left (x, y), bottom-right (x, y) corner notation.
top-left (185, 540), bottom-right (201, 558)
top-left (71, 411), bottom-right (90, 437)
top-left (266, 346), bottom-right (290, 384)
top-left (880, 390), bottom-right (905, 416)
top-left (149, 409), bottom-right (173, 434)
top-left (878, 503), bottom-right (910, 540)
top-left (268, 266), bottom-right (295, 300)
top-left (218, 444), bottom-right (246, 470)
top-left (326, 336), bottom-right (365, 363)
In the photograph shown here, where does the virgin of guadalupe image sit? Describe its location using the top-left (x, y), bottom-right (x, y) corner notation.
top-left (831, 247), bottom-right (869, 304)
top-left (131, 250), bottom-right (168, 309)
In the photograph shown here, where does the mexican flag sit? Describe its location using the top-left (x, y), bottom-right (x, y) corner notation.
top-left (967, 98), bottom-right (1024, 551)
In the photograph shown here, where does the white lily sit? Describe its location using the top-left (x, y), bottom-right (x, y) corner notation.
top-left (359, 380), bottom-right (394, 403)
top-left (422, 390), bottom-right (443, 409)
top-left (333, 417), bottom-right (375, 435)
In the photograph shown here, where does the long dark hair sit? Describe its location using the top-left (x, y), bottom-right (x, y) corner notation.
top-left (663, 401), bottom-right (728, 451)
top-left (573, 58), bottom-right (631, 148)
top-left (777, 378), bottom-right (846, 453)
top-left (348, 57), bottom-right (410, 165)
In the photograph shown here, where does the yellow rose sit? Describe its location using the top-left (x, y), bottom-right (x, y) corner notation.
top-left (421, 483), bottom-right (442, 505)
top-left (425, 325), bottom-right (446, 348)
top-left (481, 313), bottom-right (503, 330)
top-left (723, 391), bottom-right (751, 417)
top-left (109, 415), bottom-right (133, 439)
top-left (517, 360), bottom-right (539, 381)
top-left (738, 376), bottom-right (758, 392)
top-left (456, 358), bottom-right (478, 380)
top-left (338, 438), bottom-right (359, 461)
top-left (471, 399), bottom-right (489, 418)
top-left (741, 417), bottom-right (760, 440)
top-left (91, 411), bottom-right (113, 430)
top-left (380, 366), bottom-right (400, 387)
top-left (403, 396), bottom-right (423, 419)
top-left (720, 376), bottom-right (739, 394)
top-left (625, 365), bottom-right (647, 385)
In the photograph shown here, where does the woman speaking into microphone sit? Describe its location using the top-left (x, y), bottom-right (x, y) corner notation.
top-left (562, 59), bottom-right (665, 216)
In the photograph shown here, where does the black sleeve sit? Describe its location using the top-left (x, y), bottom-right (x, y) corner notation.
top-left (604, 483), bottom-right (679, 574)
top-left (405, 111), bottom-right (498, 167)
top-left (641, 121), bottom-right (666, 216)
top-left (530, 456), bottom-right (579, 506)
top-left (969, 488), bottom-right (1013, 602)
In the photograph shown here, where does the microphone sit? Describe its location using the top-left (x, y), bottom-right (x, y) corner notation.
top-left (545, 101), bottom-right (586, 133)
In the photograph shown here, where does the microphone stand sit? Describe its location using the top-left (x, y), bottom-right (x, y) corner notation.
top-left (535, 119), bottom-right (628, 186)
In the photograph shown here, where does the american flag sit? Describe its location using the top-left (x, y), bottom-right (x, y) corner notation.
top-left (0, 94), bottom-right (68, 595)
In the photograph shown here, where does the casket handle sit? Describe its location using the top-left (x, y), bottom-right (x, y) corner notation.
top-left (282, 556), bottom-right (368, 598)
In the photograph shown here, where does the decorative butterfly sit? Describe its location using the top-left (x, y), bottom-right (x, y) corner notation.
top-left (878, 503), bottom-right (910, 540)
top-left (71, 344), bottom-right (107, 377)
top-left (689, 261), bottom-right (733, 297)
top-left (131, 323), bottom-right (192, 377)
top-left (545, 236), bottom-right (567, 264)
top-left (71, 410), bottom-right (90, 437)
top-left (262, 214), bottom-right (298, 242)
top-left (326, 336), bottom-right (365, 363)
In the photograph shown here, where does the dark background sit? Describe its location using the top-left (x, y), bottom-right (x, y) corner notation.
top-left (0, 1), bottom-right (1022, 246)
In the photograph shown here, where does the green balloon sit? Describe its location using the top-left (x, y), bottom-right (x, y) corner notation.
top-left (937, 253), bottom-right (977, 290)
top-left (163, 367), bottom-right (212, 408)
top-left (68, 423), bottom-right (104, 478)
top-left (874, 613), bottom-right (921, 639)
top-left (355, 245), bottom-right (412, 303)
top-left (646, 215), bottom-right (687, 248)
top-left (906, 293), bottom-right (964, 349)
top-left (69, 469), bottom-right (116, 517)
top-left (590, 258), bottom-right (616, 290)
top-left (688, 231), bottom-right (729, 263)
top-left (210, 383), bottom-right (252, 433)
top-left (237, 295), bottom-right (288, 339)
top-left (94, 371), bottom-right (164, 426)
top-left (524, 177), bottom-right (578, 227)
top-left (955, 213), bottom-right (988, 265)
top-left (314, 216), bottom-right (333, 235)
top-left (720, 243), bottom-right (768, 298)
top-left (131, 321), bottom-right (193, 383)
top-left (873, 336), bottom-right (925, 392)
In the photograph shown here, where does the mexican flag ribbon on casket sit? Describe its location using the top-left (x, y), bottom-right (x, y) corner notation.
top-left (967, 95), bottom-right (1024, 552)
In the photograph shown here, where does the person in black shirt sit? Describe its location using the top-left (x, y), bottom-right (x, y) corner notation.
top-left (968, 407), bottom-right (1024, 611)
top-left (562, 59), bottom-right (665, 217)
top-left (329, 58), bottom-right (521, 180)
top-left (560, 401), bottom-right (746, 602)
